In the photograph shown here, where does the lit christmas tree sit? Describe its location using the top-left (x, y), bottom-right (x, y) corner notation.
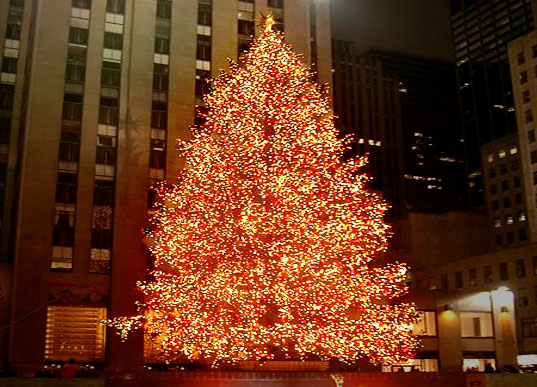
top-left (109, 17), bottom-right (418, 366)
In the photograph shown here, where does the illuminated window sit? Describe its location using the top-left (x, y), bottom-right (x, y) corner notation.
top-left (522, 317), bottom-right (537, 338)
top-left (510, 146), bottom-right (518, 155)
top-left (516, 259), bottom-right (526, 278)
top-left (487, 153), bottom-right (494, 163)
top-left (45, 306), bottom-right (106, 362)
top-left (382, 358), bottom-right (438, 373)
top-left (469, 268), bottom-right (477, 286)
top-left (413, 311), bottom-right (437, 336)
top-left (463, 358), bottom-right (496, 372)
top-left (460, 312), bottom-right (493, 337)
top-left (498, 149), bottom-right (506, 158)
top-left (484, 265), bottom-right (493, 283)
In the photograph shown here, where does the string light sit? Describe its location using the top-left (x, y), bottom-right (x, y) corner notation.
top-left (108, 18), bottom-right (418, 366)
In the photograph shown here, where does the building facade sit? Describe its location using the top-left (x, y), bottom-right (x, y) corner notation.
top-left (0, 0), bottom-right (332, 375)
top-left (332, 41), bottom-right (465, 216)
top-left (449, 0), bottom-right (537, 209)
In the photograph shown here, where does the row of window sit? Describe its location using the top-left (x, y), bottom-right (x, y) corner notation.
top-left (489, 176), bottom-right (521, 194)
top-left (442, 257), bottom-right (537, 290)
top-left (495, 228), bottom-right (527, 246)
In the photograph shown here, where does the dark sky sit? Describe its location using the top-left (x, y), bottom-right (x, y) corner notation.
top-left (330, 0), bottom-right (454, 61)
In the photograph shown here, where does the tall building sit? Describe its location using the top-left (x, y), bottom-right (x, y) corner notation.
top-left (508, 28), bottom-right (537, 247)
top-left (332, 41), bottom-right (465, 216)
top-left (449, 0), bottom-right (537, 210)
top-left (0, 0), bottom-right (332, 375)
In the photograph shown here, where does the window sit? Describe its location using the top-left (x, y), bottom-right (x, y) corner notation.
top-left (154, 38), bottom-right (169, 55)
top-left (195, 69), bottom-right (210, 98)
top-left (469, 268), bottom-right (477, 286)
top-left (506, 214), bottom-right (514, 225)
top-left (91, 229), bottom-right (113, 249)
top-left (2, 57), bottom-right (18, 74)
top-left (484, 265), bottom-right (493, 284)
top-left (523, 89), bottom-right (531, 103)
top-left (66, 64), bottom-right (85, 83)
top-left (94, 179), bottom-right (114, 206)
top-left (460, 312), bottom-right (493, 337)
top-left (69, 27), bottom-right (88, 46)
top-left (521, 70), bottom-right (528, 84)
top-left (59, 142), bottom-right (80, 162)
top-left (513, 176), bottom-right (520, 188)
top-left (532, 150), bottom-right (537, 164)
top-left (492, 200), bottom-right (499, 211)
top-left (53, 225), bottom-right (74, 247)
top-left (518, 211), bottom-right (526, 222)
top-left (101, 61), bottom-right (120, 87)
top-left (441, 273), bottom-right (448, 290)
top-left (503, 197), bottom-right (511, 208)
top-left (519, 294), bottom-right (529, 308)
top-left (156, 0), bottom-right (171, 19)
top-left (413, 311), bottom-right (437, 336)
top-left (501, 180), bottom-right (508, 191)
top-left (516, 259), bottom-right (526, 278)
top-left (507, 231), bottom-right (515, 243)
top-left (56, 173), bottom-right (77, 203)
top-left (455, 271), bottom-right (463, 288)
top-left (518, 52), bottom-right (525, 65)
top-left (238, 19), bottom-right (254, 36)
top-left (90, 248), bottom-right (110, 274)
top-left (6, 24), bottom-right (21, 40)
top-left (45, 306), bottom-right (106, 361)
top-left (92, 206), bottom-right (112, 230)
top-left (525, 109), bottom-right (533, 124)
top-left (533, 45), bottom-right (537, 58)
top-left (499, 262), bottom-right (508, 281)
top-left (153, 73), bottom-right (168, 91)
top-left (494, 217), bottom-right (501, 228)
top-left (533, 256), bottom-right (537, 276)
top-left (511, 159), bottom-right (519, 171)
top-left (519, 228), bottom-right (527, 241)
top-left (268, 0), bottom-right (283, 8)
top-left (529, 129), bottom-right (536, 144)
top-left (495, 234), bottom-right (502, 246)
top-left (533, 171), bottom-right (537, 185)
top-left (99, 106), bottom-right (118, 126)
top-left (196, 35), bottom-right (211, 61)
top-left (522, 317), bottom-right (537, 338)
top-left (104, 32), bottom-right (123, 50)
top-left (198, 0), bottom-right (212, 26)
top-left (499, 163), bottom-right (507, 174)
top-left (73, 0), bottom-right (91, 8)
top-left (150, 139), bottom-right (165, 169)
top-left (107, 0), bottom-right (125, 14)
top-left (489, 184), bottom-right (497, 195)
top-left (488, 167), bottom-right (495, 178)
top-left (96, 145), bottom-right (116, 165)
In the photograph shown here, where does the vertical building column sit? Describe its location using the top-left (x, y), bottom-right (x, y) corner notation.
top-left (312, 0), bottom-right (332, 86)
top-left (284, 0), bottom-right (309, 64)
top-left (212, 0), bottom-right (237, 75)
top-left (436, 295), bottom-right (463, 372)
top-left (107, 0), bottom-right (155, 370)
top-left (490, 289), bottom-right (518, 369)
top-left (9, 0), bottom-right (71, 376)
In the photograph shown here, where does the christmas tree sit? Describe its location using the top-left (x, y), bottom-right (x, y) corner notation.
top-left (109, 17), bottom-right (418, 366)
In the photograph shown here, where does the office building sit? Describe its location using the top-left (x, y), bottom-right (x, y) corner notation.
top-left (449, 0), bottom-right (537, 209)
top-left (0, 0), bottom-right (332, 375)
top-left (332, 41), bottom-right (465, 216)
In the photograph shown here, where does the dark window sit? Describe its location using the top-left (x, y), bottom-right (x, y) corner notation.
top-left (0, 85), bottom-right (14, 110)
top-left (500, 163), bottom-right (507, 175)
top-left (96, 146), bottom-right (116, 165)
top-left (521, 70), bottom-right (528, 84)
top-left (501, 180), bottom-right (508, 191)
top-left (91, 229), bottom-right (113, 249)
top-left (520, 295), bottom-right (529, 308)
top-left (492, 200), bottom-right (499, 211)
top-left (532, 256), bottom-right (537, 276)
top-left (455, 271), bottom-right (463, 288)
top-left (2, 57), bottom-right (18, 74)
top-left (151, 110), bottom-right (167, 129)
top-left (62, 102), bottom-right (83, 122)
top-left (66, 64), bottom-right (85, 82)
top-left (519, 228), bottom-right (527, 241)
top-left (9, 0), bottom-right (24, 6)
top-left (511, 159), bottom-right (519, 171)
top-left (94, 179), bottom-right (114, 206)
top-left (56, 178), bottom-right (77, 204)
top-left (530, 129), bottom-right (536, 143)
top-left (532, 150), bottom-right (537, 164)
top-left (518, 52), bottom-right (525, 65)
top-left (198, 0), bottom-right (212, 26)
top-left (496, 234), bottom-right (503, 246)
top-left (514, 176), bottom-right (521, 188)
top-left (53, 226), bottom-right (74, 246)
top-left (101, 61), bottom-right (121, 87)
top-left (515, 193), bottom-right (522, 205)
top-left (533, 45), bottom-right (537, 58)
top-left (153, 73), bottom-right (169, 91)
top-left (490, 184), bottom-right (497, 195)
top-left (238, 19), bottom-right (254, 36)
top-left (6, 24), bottom-right (21, 40)
top-left (156, 0), bottom-right (171, 19)
top-left (59, 142), bottom-right (80, 162)
top-left (106, 0), bottom-right (125, 14)
top-left (104, 32), bottom-right (123, 50)
top-left (499, 262), bottom-right (508, 281)
top-left (516, 259), bottom-right (526, 278)
top-left (488, 167), bottom-right (495, 178)
top-left (196, 35), bottom-right (211, 61)
top-left (154, 38), bottom-right (169, 55)
top-left (484, 265), bottom-right (493, 284)
top-left (533, 171), bottom-right (537, 185)
top-left (99, 106), bottom-right (118, 126)
top-left (268, 0), bottom-right (283, 8)
top-left (441, 273), bottom-right (448, 290)
top-left (507, 231), bottom-right (515, 243)
top-left (72, 0), bottom-right (91, 8)
top-left (523, 90), bottom-right (531, 103)
top-left (525, 109), bottom-right (533, 123)
top-left (504, 197), bottom-right (511, 208)
top-left (195, 70), bottom-right (211, 98)
top-left (522, 317), bottom-right (537, 338)
top-left (69, 27), bottom-right (89, 46)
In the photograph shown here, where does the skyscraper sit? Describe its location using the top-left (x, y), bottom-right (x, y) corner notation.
top-left (449, 0), bottom-right (537, 209)
top-left (332, 41), bottom-right (464, 216)
top-left (0, 0), bottom-right (331, 374)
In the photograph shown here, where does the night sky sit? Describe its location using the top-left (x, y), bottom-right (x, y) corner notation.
top-left (330, 0), bottom-right (454, 61)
